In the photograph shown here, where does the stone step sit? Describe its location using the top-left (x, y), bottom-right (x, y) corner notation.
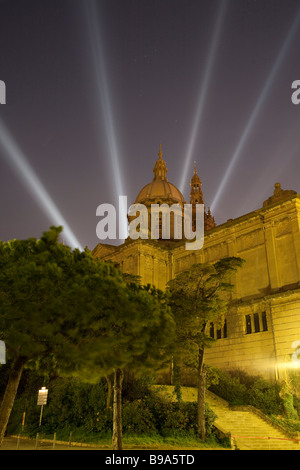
top-left (205, 391), bottom-right (300, 450)
top-left (156, 386), bottom-right (300, 450)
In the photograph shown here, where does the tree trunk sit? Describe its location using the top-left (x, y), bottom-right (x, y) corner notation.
top-left (173, 360), bottom-right (182, 403)
top-left (0, 356), bottom-right (25, 446)
top-left (105, 374), bottom-right (113, 410)
top-left (112, 368), bottom-right (124, 450)
top-left (197, 348), bottom-right (206, 441)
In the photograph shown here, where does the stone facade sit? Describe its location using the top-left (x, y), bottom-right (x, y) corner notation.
top-left (93, 151), bottom-right (300, 381)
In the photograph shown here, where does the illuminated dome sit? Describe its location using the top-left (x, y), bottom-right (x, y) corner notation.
top-left (135, 145), bottom-right (186, 207)
top-left (128, 145), bottom-right (215, 241)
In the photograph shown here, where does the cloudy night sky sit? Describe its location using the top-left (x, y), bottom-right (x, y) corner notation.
top-left (1, 0), bottom-right (300, 250)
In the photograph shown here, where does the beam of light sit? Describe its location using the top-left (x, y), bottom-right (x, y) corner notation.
top-left (277, 361), bottom-right (300, 370)
top-left (0, 118), bottom-right (83, 250)
top-left (236, 140), bottom-right (300, 218)
top-left (211, 6), bottom-right (300, 213)
top-left (84, 0), bottom-right (128, 240)
top-left (179, 0), bottom-right (227, 194)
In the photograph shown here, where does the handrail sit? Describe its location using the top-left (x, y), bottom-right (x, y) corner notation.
top-left (231, 435), bottom-right (300, 442)
top-left (229, 404), bottom-right (299, 441)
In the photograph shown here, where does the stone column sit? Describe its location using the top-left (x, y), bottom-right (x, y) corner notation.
top-left (226, 236), bottom-right (241, 300)
top-left (289, 210), bottom-right (300, 281)
top-left (262, 220), bottom-right (281, 290)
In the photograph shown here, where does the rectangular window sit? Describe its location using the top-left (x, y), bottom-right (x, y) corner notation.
top-left (253, 313), bottom-right (260, 333)
top-left (209, 321), bottom-right (228, 339)
top-left (246, 314), bottom-right (252, 334)
top-left (245, 312), bottom-right (268, 335)
top-left (223, 319), bottom-right (227, 338)
top-left (261, 311), bottom-right (268, 331)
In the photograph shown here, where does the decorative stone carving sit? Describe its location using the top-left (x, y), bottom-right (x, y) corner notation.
top-left (263, 183), bottom-right (296, 208)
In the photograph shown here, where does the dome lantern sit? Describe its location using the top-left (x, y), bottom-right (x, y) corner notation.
top-left (153, 144), bottom-right (168, 181)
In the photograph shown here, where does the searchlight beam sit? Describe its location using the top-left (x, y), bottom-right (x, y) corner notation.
top-left (0, 119), bottom-right (83, 250)
top-left (179, 0), bottom-right (227, 194)
top-left (211, 6), bottom-right (300, 213)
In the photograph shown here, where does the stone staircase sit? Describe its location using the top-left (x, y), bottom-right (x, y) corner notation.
top-left (206, 391), bottom-right (300, 450)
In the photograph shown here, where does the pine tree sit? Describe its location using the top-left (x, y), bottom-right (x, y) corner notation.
top-left (0, 227), bottom-right (175, 449)
top-left (167, 257), bottom-right (244, 440)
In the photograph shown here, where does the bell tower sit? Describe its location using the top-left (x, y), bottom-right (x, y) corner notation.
top-left (190, 162), bottom-right (216, 232)
top-left (190, 162), bottom-right (204, 205)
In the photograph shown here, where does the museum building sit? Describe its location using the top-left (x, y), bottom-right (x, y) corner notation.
top-left (93, 146), bottom-right (300, 380)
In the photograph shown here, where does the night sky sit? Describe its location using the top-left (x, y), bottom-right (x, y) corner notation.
top-left (1, 0), bottom-right (300, 250)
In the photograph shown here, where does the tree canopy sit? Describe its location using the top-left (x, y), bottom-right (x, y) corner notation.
top-left (167, 257), bottom-right (244, 365)
top-left (167, 257), bottom-right (245, 439)
top-left (0, 226), bottom-right (175, 447)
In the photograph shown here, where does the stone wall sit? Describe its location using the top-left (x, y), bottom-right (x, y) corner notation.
top-left (93, 196), bottom-right (300, 379)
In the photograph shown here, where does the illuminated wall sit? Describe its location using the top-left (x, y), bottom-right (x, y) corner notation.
top-left (93, 194), bottom-right (300, 380)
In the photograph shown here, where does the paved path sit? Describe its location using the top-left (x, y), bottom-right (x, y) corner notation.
top-left (0, 436), bottom-right (100, 450)
top-left (0, 436), bottom-right (225, 451)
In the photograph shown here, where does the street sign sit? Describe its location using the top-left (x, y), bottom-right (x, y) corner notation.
top-left (37, 387), bottom-right (48, 427)
top-left (37, 387), bottom-right (48, 406)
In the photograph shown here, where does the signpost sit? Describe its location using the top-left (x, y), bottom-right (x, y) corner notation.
top-left (37, 387), bottom-right (48, 427)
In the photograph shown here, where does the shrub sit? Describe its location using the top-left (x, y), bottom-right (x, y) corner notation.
top-left (144, 393), bottom-right (216, 437)
top-left (204, 403), bottom-right (218, 437)
top-left (247, 378), bottom-right (282, 415)
top-left (94, 408), bottom-right (113, 433)
top-left (7, 370), bottom-right (217, 440)
top-left (160, 404), bottom-right (189, 434)
top-left (122, 400), bottom-right (156, 434)
top-left (208, 368), bottom-right (286, 416)
top-left (208, 369), bottom-right (247, 405)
